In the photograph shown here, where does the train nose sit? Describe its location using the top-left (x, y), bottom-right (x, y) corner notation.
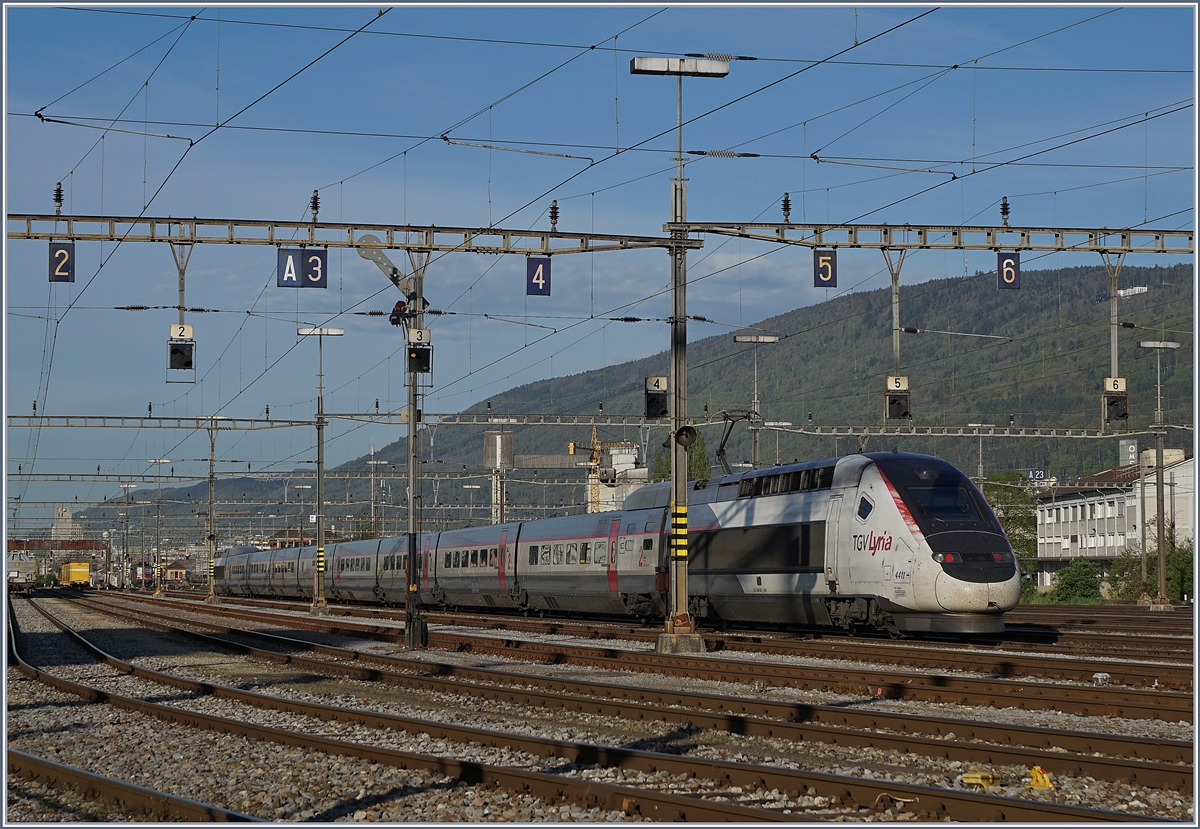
top-left (988, 574), bottom-right (1021, 611)
top-left (933, 572), bottom-right (990, 612)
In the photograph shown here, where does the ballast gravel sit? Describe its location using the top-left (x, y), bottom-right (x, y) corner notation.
top-left (7, 595), bottom-right (1194, 822)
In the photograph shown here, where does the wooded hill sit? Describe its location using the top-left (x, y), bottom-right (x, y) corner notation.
top-left (399, 262), bottom-right (1192, 483)
top-left (79, 262), bottom-right (1192, 528)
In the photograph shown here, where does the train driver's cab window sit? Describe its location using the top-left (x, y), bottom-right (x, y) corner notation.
top-left (566, 543), bottom-right (578, 564)
top-left (857, 496), bottom-right (873, 521)
top-left (579, 542), bottom-right (590, 564)
top-left (540, 545), bottom-right (551, 565)
top-left (643, 537), bottom-right (653, 551)
top-left (528, 545), bottom-right (538, 565)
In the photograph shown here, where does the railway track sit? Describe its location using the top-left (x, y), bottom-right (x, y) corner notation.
top-left (16, 597), bottom-right (1184, 822)
top-left (103, 592), bottom-right (1192, 722)
top-left (154, 589), bottom-right (1194, 662)
top-left (11, 592), bottom-right (1190, 820)
top-left (54, 595), bottom-right (1196, 780)
top-left (6, 749), bottom-right (261, 822)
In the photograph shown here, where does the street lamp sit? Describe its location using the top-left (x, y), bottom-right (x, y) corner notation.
top-left (298, 326), bottom-right (342, 616)
top-left (763, 421), bottom-right (793, 465)
top-left (149, 459), bottom-right (170, 595)
top-left (967, 424), bottom-right (994, 480)
top-left (463, 484), bottom-right (481, 525)
top-left (631, 55), bottom-right (730, 655)
top-left (1138, 340), bottom-right (1179, 608)
top-left (735, 334), bottom-right (780, 468)
top-left (367, 445), bottom-right (387, 537)
top-left (293, 485), bottom-right (312, 548)
top-left (119, 484), bottom-right (137, 589)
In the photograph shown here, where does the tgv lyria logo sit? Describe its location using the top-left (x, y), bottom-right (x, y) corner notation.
top-left (852, 532), bottom-right (893, 555)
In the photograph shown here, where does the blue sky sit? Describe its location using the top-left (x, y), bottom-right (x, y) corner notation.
top-left (4, 4), bottom-right (1195, 526)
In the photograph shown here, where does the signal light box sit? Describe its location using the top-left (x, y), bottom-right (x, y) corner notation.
top-left (645, 376), bottom-right (669, 419)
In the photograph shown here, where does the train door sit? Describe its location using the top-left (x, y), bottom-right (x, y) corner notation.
top-left (606, 518), bottom-right (621, 593)
top-left (497, 529), bottom-right (511, 591)
top-left (825, 494), bottom-right (842, 592)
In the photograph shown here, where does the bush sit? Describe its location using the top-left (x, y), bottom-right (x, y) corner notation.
top-left (1050, 557), bottom-right (1102, 604)
top-left (1105, 535), bottom-right (1194, 603)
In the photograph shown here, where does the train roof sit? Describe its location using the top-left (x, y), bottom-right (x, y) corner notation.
top-left (620, 452), bottom-right (955, 511)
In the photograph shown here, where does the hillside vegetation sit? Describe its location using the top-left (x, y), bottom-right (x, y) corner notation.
top-left (80, 263), bottom-right (1192, 526)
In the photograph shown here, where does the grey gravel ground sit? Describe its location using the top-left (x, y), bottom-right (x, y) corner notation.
top-left (6, 595), bottom-right (1194, 822)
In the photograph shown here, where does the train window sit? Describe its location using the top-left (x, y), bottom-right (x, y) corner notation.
top-left (553, 544), bottom-right (564, 564)
top-left (643, 538), bottom-right (653, 551)
top-left (626, 523), bottom-right (636, 534)
top-left (579, 542), bottom-right (590, 564)
top-left (489, 548), bottom-right (498, 567)
top-left (444, 551), bottom-right (452, 568)
top-left (857, 496), bottom-right (874, 520)
top-left (566, 543), bottom-right (577, 564)
top-left (540, 545), bottom-right (551, 565)
top-left (528, 545), bottom-right (538, 565)
top-left (470, 549), bottom-right (479, 567)
top-left (689, 522), bottom-right (826, 571)
top-left (645, 521), bottom-right (657, 533)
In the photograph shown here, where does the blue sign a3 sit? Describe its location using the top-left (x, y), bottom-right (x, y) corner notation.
top-left (278, 248), bottom-right (328, 288)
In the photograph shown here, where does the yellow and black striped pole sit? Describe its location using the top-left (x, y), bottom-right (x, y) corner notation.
top-left (315, 546), bottom-right (325, 600)
top-left (670, 503), bottom-right (689, 561)
top-left (666, 499), bottom-right (695, 636)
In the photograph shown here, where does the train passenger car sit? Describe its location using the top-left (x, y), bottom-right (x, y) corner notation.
top-left (423, 523), bottom-right (517, 611)
top-left (213, 452), bottom-right (1019, 635)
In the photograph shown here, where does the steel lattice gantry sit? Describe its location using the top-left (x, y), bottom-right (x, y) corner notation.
top-left (667, 221), bottom-right (1193, 254)
top-left (8, 214), bottom-right (702, 255)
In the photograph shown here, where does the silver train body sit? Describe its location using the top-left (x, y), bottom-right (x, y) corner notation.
top-left (214, 453), bottom-right (1021, 635)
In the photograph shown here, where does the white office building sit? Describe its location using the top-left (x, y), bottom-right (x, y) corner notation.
top-left (1034, 451), bottom-right (1193, 590)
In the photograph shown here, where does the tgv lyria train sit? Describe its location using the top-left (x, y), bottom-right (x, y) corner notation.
top-left (214, 452), bottom-right (1021, 635)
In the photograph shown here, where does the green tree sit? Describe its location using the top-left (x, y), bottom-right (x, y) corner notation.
top-left (1103, 548), bottom-right (1146, 602)
top-left (1104, 527), bottom-right (1193, 603)
top-left (651, 429), bottom-right (713, 483)
top-left (1049, 557), bottom-right (1102, 604)
top-left (981, 472), bottom-right (1040, 602)
top-left (1166, 537), bottom-right (1193, 604)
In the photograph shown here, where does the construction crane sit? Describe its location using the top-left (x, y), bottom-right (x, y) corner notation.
top-left (577, 426), bottom-right (638, 513)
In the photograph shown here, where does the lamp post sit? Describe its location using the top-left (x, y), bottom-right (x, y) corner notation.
top-left (293, 485), bottom-right (311, 547)
top-left (735, 334), bottom-right (780, 468)
top-left (763, 422), bottom-right (793, 465)
top-left (298, 326), bottom-right (342, 615)
top-left (367, 445), bottom-right (387, 537)
top-left (149, 459), bottom-right (170, 595)
top-left (119, 484), bottom-right (137, 589)
top-left (967, 424), bottom-right (994, 481)
top-left (632, 55), bottom-right (730, 655)
top-left (463, 484), bottom-right (481, 525)
top-left (1138, 340), bottom-right (1179, 608)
